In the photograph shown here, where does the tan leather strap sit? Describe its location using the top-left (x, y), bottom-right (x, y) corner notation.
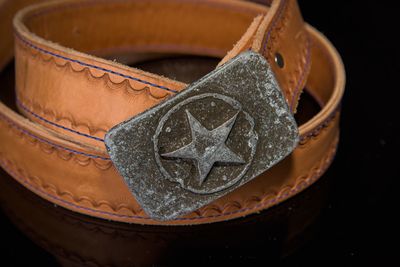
top-left (14, 0), bottom-right (310, 146)
top-left (0, 0), bottom-right (345, 225)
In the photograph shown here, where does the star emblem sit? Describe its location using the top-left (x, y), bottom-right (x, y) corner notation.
top-left (161, 110), bottom-right (245, 186)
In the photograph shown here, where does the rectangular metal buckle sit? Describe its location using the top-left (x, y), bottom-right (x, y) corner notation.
top-left (105, 51), bottom-right (299, 221)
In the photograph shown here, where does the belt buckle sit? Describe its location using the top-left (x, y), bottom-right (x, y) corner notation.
top-left (105, 51), bottom-right (299, 221)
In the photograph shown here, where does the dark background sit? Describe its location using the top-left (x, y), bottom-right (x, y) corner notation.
top-left (0, 0), bottom-right (398, 266)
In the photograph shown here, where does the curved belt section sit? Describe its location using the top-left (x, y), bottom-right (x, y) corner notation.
top-left (0, 0), bottom-right (345, 225)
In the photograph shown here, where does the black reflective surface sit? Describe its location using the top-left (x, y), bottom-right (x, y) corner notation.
top-left (0, 0), bottom-right (398, 266)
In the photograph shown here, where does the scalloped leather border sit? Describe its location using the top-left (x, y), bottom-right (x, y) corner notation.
top-left (15, 37), bottom-right (171, 138)
top-left (0, 127), bottom-right (339, 222)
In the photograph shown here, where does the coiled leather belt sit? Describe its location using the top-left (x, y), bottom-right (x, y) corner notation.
top-left (0, 0), bottom-right (345, 225)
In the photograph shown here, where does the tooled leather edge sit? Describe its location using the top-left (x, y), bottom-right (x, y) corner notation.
top-left (15, 37), bottom-right (172, 139)
top-left (15, 35), bottom-right (172, 100)
top-left (0, 81), bottom-right (341, 167)
top-left (14, 0), bottom-right (310, 141)
top-left (260, 0), bottom-right (311, 112)
top-left (0, 93), bottom-right (340, 170)
top-left (299, 110), bottom-right (340, 146)
top-left (0, 116), bottom-right (340, 222)
top-left (0, 111), bottom-right (112, 166)
top-left (14, 38), bottom-right (323, 149)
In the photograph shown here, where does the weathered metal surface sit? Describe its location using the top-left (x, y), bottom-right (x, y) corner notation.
top-left (105, 51), bottom-right (299, 221)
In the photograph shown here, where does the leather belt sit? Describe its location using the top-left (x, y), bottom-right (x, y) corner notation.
top-left (0, 0), bottom-right (345, 225)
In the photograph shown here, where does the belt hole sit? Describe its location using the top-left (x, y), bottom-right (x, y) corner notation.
top-left (275, 52), bottom-right (284, 68)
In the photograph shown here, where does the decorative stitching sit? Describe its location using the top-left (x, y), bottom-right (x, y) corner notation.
top-left (7, 2), bottom-right (342, 171)
top-left (16, 97), bottom-right (105, 143)
top-left (0, 0), bottom-right (344, 224)
top-left (14, 0), bottom-right (310, 142)
top-left (260, 0), bottom-right (312, 111)
top-left (15, 36), bottom-right (178, 140)
top-left (262, 0), bottom-right (288, 54)
top-left (16, 39), bottom-right (170, 100)
top-left (290, 34), bottom-right (312, 112)
top-left (300, 109), bottom-right (340, 145)
top-left (17, 89), bottom-right (338, 149)
top-left (16, 89), bottom-right (339, 151)
top-left (16, 41), bottom-right (315, 145)
top-left (1, 99), bottom-right (339, 170)
top-left (15, 39), bottom-right (314, 145)
top-left (0, 134), bottom-right (339, 222)
top-left (2, 91), bottom-right (340, 172)
top-left (14, 33), bottom-right (179, 94)
top-left (299, 30), bottom-right (345, 143)
top-left (0, 112), bottom-right (110, 161)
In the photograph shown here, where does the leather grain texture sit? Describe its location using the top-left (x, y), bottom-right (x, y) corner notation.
top-left (0, 0), bottom-right (345, 225)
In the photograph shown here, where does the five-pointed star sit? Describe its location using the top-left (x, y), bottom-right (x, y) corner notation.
top-left (162, 110), bottom-right (245, 185)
